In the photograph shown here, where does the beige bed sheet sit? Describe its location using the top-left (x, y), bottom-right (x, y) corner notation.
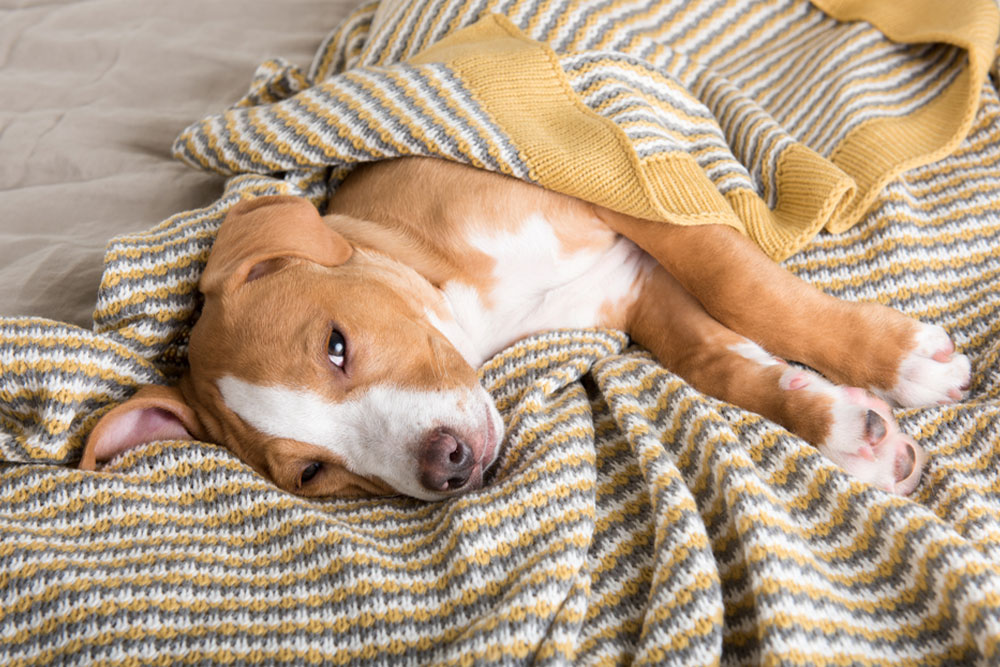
top-left (0, 0), bottom-right (360, 327)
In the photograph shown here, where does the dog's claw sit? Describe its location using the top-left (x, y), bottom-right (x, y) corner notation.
top-left (856, 443), bottom-right (876, 461)
top-left (932, 348), bottom-right (953, 364)
top-left (780, 370), bottom-right (810, 391)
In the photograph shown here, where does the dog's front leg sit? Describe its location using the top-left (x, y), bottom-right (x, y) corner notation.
top-left (626, 265), bottom-right (926, 494)
top-left (599, 208), bottom-right (970, 409)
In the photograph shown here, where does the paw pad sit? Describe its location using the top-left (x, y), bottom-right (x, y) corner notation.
top-left (863, 409), bottom-right (887, 445)
top-left (819, 386), bottom-right (926, 495)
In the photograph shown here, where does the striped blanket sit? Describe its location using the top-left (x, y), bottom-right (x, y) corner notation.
top-left (3, 0), bottom-right (1000, 663)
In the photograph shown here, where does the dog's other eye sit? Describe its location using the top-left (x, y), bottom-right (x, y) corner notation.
top-left (300, 462), bottom-right (322, 485)
top-left (327, 329), bottom-right (346, 367)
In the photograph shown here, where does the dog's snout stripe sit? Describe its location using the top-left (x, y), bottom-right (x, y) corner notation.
top-left (216, 376), bottom-right (501, 500)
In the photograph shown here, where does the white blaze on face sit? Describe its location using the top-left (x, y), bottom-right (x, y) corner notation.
top-left (216, 375), bottom-right (502, 500)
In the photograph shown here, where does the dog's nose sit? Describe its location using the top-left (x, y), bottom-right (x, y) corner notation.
top-left (419, 428), bottom-right (475, 493)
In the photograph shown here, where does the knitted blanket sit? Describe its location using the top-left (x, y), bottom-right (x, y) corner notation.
top-left (3, 0), bottom-right (1000, 664)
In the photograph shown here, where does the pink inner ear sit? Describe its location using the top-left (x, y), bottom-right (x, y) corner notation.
top-left (93, 407), bottom-right (193, 461)
top-left (245, 257), bottom-right (288, 283)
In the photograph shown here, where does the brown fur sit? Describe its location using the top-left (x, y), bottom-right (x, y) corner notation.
top-left (83, 157), bottom-right (946, 498)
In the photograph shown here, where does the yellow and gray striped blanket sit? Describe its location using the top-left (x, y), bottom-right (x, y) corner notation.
top-left (3, 0), bottom-right (1000, 663)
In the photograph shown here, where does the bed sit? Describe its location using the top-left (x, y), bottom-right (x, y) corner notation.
top-left (2, 0), bottom-right (999, 664)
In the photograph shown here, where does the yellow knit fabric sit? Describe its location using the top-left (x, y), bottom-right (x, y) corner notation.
top-left (408, 4), bottom-right (998, 258)
top-left (172, 0), bottom-right (1000, 260)
top-left (6, 2), bottom-right (1000, 663)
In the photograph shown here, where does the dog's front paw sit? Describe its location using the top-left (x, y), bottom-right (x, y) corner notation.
top-left (781, 370), bottom-right (926, 495)
top-left (877, 323), bottom-right (970, 408)
top-left (821, 386), bottom-right (926, 495)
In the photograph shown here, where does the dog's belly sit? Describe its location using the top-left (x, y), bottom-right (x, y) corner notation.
top-left (429, 212), bottom-right (656, 367)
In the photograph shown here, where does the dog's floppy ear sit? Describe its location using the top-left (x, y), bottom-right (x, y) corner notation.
top-left (201, 195), bottom-right (353, 295)
top-left (80, 385), bottom-right (207, 470)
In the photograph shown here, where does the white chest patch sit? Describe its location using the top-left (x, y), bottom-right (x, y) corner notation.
top-left (438, 213), bottom-right (653, 365)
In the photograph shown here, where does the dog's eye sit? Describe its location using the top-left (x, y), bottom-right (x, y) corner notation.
top-left (300, 462), bottom-right (322, 485)
top-left (327, 329), bottom-right (346, 367)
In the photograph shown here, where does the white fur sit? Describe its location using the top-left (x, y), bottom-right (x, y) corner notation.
top-left (729, 337), bottom-right (924, 494)
top-left (217, 376), bottom-right (502, 500)
top-left (423, 306), bottom-right (480, 368)
top-left (435, 213), bottom-right (654, 366)
top-left (777, 368), bottom-right (918, 493)
top-left (729, 340), bottom-right (782, 367)
top-left (877, 323), bottom-right (971, 407)
top-left (727, 338), bottom-right (895, 487)
top-left (777, 370), bottom-right (867, 459)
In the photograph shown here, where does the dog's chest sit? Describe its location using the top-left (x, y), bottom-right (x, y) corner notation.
top-left (431, 212), bottom-right (654, 366)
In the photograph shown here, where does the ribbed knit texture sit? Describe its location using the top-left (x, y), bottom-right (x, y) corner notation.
top-left (3, 1), bottom-right (1000, 664)
top-left (172, 0), bottom-right (997, 261)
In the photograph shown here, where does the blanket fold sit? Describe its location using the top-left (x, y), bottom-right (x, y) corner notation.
top-left (173, 0), bottom-right (997, 260)
top-left (3, 1), bottom-right (1000, 664)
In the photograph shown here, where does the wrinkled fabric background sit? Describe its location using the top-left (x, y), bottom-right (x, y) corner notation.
top-left (0, 0), bottom-right (359, 327)
top-left (3, 1), bottom-right (1000, 664)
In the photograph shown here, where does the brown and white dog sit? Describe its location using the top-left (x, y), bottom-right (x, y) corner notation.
top-left (80, 157), bottom-right (971, 500)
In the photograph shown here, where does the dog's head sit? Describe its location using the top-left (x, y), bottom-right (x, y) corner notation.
top-left (81, 196), bottom-right (503, 500)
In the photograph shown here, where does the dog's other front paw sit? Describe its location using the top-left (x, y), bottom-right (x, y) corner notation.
top-left (781, 370), bottom-right (926, 495)
top-left (821, 386), bottom-right (926, 495)
top-left (876, 322), bottom-right (971, 408)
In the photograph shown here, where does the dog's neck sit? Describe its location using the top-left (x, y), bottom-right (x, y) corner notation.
top-left (325, 161), bottom-right (652, 368)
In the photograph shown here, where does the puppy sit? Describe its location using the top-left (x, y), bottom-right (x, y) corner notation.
top-left (81, 157), bottom-right (971, 499)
